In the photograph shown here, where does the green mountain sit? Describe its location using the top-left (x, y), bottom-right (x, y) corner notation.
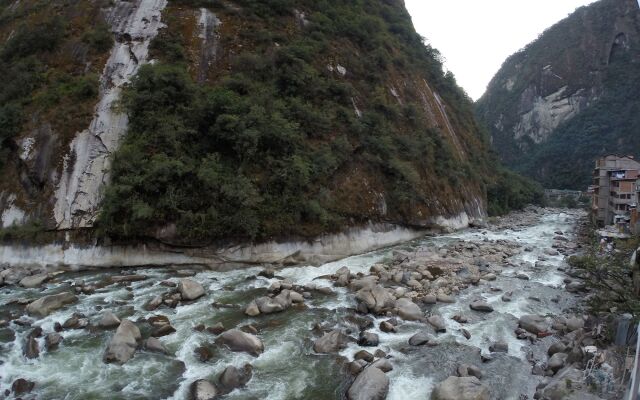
top-left (0, 0), bottom-right (539, 245)
top-left (476, 0), bottom-right (640, 190)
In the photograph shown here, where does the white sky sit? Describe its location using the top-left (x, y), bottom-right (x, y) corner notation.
top-left (405, 0), bottom-right (599, 100)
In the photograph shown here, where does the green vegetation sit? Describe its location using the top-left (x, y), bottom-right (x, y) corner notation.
top-left (98, 0), bottom-right (494, 243)
top-left (486, 167), bottom-right (544, 216)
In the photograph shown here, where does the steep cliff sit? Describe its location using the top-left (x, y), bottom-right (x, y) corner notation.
top-left (0, 0), bottom-right (518, 250)
top-left (476, 0), bottom-right (640, 189)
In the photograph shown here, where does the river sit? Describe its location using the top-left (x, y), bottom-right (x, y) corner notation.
top-left (0, 209), bottom-right (583, 399)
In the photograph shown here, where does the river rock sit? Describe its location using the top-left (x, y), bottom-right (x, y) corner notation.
top-left (347, 366), bottom-right (390, 400)
top-left (457, 364), bottom-right (483, 379)
top-left (354, 350), bottom-right (374, 362)
top-left (63, 313), bottom-right (89, 329)
top-left (547, 342), bottom-right (567, 356)
top-left (469, 301), bottom-right (493, 312)
top-left (26, 292), bottom-right (78, 317)
top-left (350, 359), bottom-right (369, 375)
top-left (356, 285), bottom-right (395, 314)
top-left (489, 341), bottom-right (508, 353)
top-left (501, 292), bottom-right (512, 302)
top-left (519, 315), bottom-right (548, 334)
top-left (144, 295), bottom-right (163, 311)
top-left (190, 379), bottom-right (219, 400)
top-left (145, 337), bottom-right (167, 354)
top-left (24, 335), bottom-right (39, 359)
top-left (103, 319), bottom-right (141, 364)
top-left (427, 315), bottom-right (446, 332)
top-left (178, 279), bottom-right (206, 301)
top-left (436, 294), bottom-right (455, 303)
top-left (12, 378), bottom-right (35, 396)
top-left (219, 364), bottom-right (253, 394)
top-left (380, 320), bottom-right (396, 333)
top-left (152, 324), bottom-right (176, 337)
top-left (359, 331), bottom-right (379, 347)
top-left (565, 317), bottom-right (584, 332)
top-left (423, 294), bottom-right (437, 304)
top-left (395, 298), bottom-right (423, 321)
top-left (431, 376), bottom-right (490, 400)
top-left (254, 290), bottom-right (292, 314)
top-left (547, 352), bottom-right (568, 373)
top-left (313, 330), bottom-right (349, 353)
top-left (19, 273), bottom-right (50, 288)
top-left (216, 329), bottom-right (264, 356)
top-left (97, 311), bottom-right (121, 329)
top-left (371, 358), bottom-right (393, 372)
top-left (45, 332), bottom-right (63, 350)
top-left (409, 331), bottom-right (436, 346)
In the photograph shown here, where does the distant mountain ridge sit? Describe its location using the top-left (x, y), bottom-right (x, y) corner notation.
top-left (476, 0), bottom-right (640, 190)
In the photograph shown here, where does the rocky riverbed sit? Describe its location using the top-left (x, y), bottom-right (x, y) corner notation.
top-left (0, 207), bottom-right (605, 399)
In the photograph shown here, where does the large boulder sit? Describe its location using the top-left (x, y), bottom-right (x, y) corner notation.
top-left (427, 315), bottom-right (446, 332)
top-left (190, 379), bottom-right (219, 400)
top-left (347, 366), bottom-right (390, 400)
top-left (395, 298), bottom-right (424, 321)
top-left (98, 311), bottom-right (121, 329)
top-left (431, 376), bottom-right (489, 400)
top-left (254, 290), bottom-right (293, 314)
top-left (103, 320), bottom-right (141, 364)
top-left (409, 331), bottom-right (437, 346)
top-left (178, 279), bottom-right (206, 301)
top-left (26, 292), bottom-right (78, 318)
top-left (313, 330), bottom-right (350, 353)
top-left (469, 301), bottom-right (493, 312)
top-left (356, 285), bottom-right (395, 314)
top-left (216, 329), bottom-right (264, 356)
top-left (519, 315), bottom-right (548, 335)
top-left (218, 364), bottom-right (253, 394)
top-left (19, 273), bottom-right (50, 288)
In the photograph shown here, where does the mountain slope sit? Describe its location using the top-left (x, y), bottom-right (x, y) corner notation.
top-left (0, 0), bottom-right (537, 245)
top-left (476, 0), bottom-right (640, 190)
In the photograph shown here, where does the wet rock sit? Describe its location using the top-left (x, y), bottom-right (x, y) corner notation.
top-left (452, 315), bottom-right (468, 323)
top-left (195, 345), bottom-right (213, 362)
top-left (313, 330), bottom-right (350, 353)
top-left (152, 324), bottom-right (176, 337)
top-left (103, 319), bottom-right (141, 364)
top-left (350, 359), bottom-right (368, 375)
top-left (359, 332), bottom-right (379, 347)
top-left (111, 275), bottom-right (147, 284)
top-left (24, 334), bottom-right (40, 359)
top-left (290, 291), bottom-right (304, 303)
top-left (371, 358), bottom-right (393, 373)
top-left (436, 294), bottom-right (455, 303)
top-left (379, 321), bottom-right (396, 333)
top-left (423, 294), bottom-right (437, 304)
top-left (207, 323), bottom-right (226, 335)
top-left (395, 298), bottom-right (424, 321)
top-left (144, 295), bottom-right (163, 311)
top-left (62, 313), bottom-right (89, 330)
top-left (253, 290), bottom-right (293, 314)
top-left (258, 268), bottom-right (275, 279)
top-left (356, 285), bottom-right (395, 314)
top-left (178, 279), bottom-right (206, 301)
top-left (26, 292), bottom-right (78, 317)
top-left (431, 376), bottom-right (490, 400)
top-left (519, 315), bottom-right (548, 335)
top-left (145, 337), bottom-right (167, 354)
top-left (427, 315), bottom-right (446, 332)
top-left (245, 301), bottom-right (260, 316)
top-left (457, 364), bottom-right (483, 379)
top-left (190, 379), bottom-right (219, 400)
top-left (347, 366), bottom-right (389, 400)
top-left (219, 364), bottom-right (253, 394)
top-left (565, 317), bottom-right (584, 332)
top-left (501, 292), bottom-right (513, 302)
top-left (489, 341), bottom-right (508, 353)
top-left (19, 273), bottom-right (50, 288)
top-left (98, 311), bottom-right (121, 329)
top-left (409, 331), bottom-right (437, 346)
top-left (516, 273), bottom-right (530, 280)
top-left (216, 329), bottom-right (264, 356)
top-left (11, 378), bottom-right (34, 396)
top-left (469, 301), bottom-right (493, 312)
top-left (354, 350), bottom-right (374, 362)
top-left (45, 332), bottom-right (63, 350)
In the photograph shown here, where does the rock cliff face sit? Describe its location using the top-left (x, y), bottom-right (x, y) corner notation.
top-left (0, 0), bottom-right (495, 258)
top-left (477, 0), bottom-right (640, 189)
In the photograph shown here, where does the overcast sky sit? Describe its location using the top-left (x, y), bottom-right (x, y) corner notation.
top-left (405, 0), bottom-right (599, 100)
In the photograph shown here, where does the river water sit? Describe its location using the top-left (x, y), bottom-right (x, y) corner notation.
top-left (0, 210), bottom-right (582, 399)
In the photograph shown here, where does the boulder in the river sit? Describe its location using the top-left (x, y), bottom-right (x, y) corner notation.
top-left (347, 366), bottom-right (390, 400)
top-left (431, 376), bottom-right (490, 400)
top-left (547, 342), bottom-right (567, 356)
top-left (489, 341), bottom-right (508, 353)
top-left (98, 311), bottom-right (121, 329)
top-left (370, 358), bottom-right (393, 373)
top-left (313, 330), bottom-right (350, 353)
top-left (216, 329), bottom-right (264, 356)
top-left (565, 317), bottom-right (584, 332)
top-left (355, 285), bottom-right (395, 314)
top-left (457, 364), bottom-right (483, 380)
top-left (19, 273), bottom-right (50, 288)
top-left (395, 298), bottom-right (424, 321)
top-left (178, 279), bottom-right (206, 301)
top-left (547, 352), bottom-right (568, 373)
top-left (62, 313), bottom-right (89, 330)
top-left (379, 320), bottom-right (396, 333)
top-left (144, 295), bottom-right (163, 311)
top-left (436, 294), bottom-right (455, 304)
top-left (45, 332), bottom-right (63, 351)
top-left (24, 334), bottom-right (40, 359)
top-left (244, 301), bottom-right (260, 316)
top-left (12, 378), bottom-right (35, 396)
top-left (103, 319), bottom-right (141, 364)
top-left (427, 315), bottom-right (446, 332)
top-left (519, 315), bottom-right (548, 335)
top-left (190, 379), bottom-right (219, 400)
top-left (359, 331), bottom-right (379, 347)
top-left (469, 301), bottom-right (493, 312)
top-left (253, 290), bottom-right (293, 314)
top-left (409, 331), bottom-right (437, 346)
top-left (26, 292), bottom-right (78, 318)
top-left (144, 337), bottom-right (167, 354)
top-left (219, 364), bottom-right (253, 394)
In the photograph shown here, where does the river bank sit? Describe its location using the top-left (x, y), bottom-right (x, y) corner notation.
top-left (0, 207), bottom-right (610, 399)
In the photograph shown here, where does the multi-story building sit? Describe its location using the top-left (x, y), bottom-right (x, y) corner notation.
top-left (591, 155), bottom-right (640, 227)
